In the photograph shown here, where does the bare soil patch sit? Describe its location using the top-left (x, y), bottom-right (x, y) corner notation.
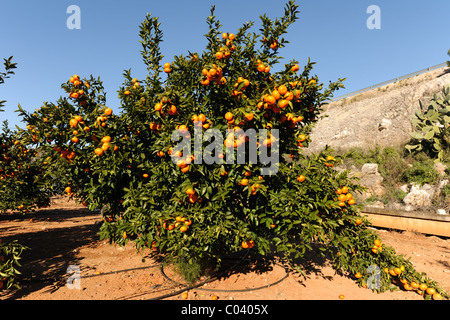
top-left (1, 196), bottom-right (449, 300)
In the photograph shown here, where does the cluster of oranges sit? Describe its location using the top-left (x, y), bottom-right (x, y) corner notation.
top-left (325, 155), bottom-right (336, 168)
top-left (201, 65), bottom-right (226, 86)
top-left (54, 146), bottom-right (76, 161)
top-left (191, 113), bottom-right (212, 129)
top-left (68, 75), bottom-right (89, 105)
top-left (336, 185), bottom-right (355, 207)
top-left (231, 77), bottom-right (251, 100)
top-left (69, 115), bottom-right (84, 128)
top-left (163, 62), bottom-right (172, 73)
top-left (169, 147), bottom-right (192, 173)
top-left (94, 135), bottom-right (117, 156)
top-left (256, 82), bottom-right (303, 122)
top-left (149, 121), bottom-right (163, 132)
top-left (185, 188), bottom-right (201, 204)
top-left (371, 239), bottom-right (382, 254)
top-left (255, 59), bottom-right (271, 74)
top-left (237, 171), bottom-right (261, 195)
top-left (241, 239), bottom-right (255, 249)
top-left (162, 215), bottom-right (192, 233)
top-left (123, 78), bottom-right (141, 96)
top-left (399, 278), bottom-right (442, 299)
top-left (379, 250), bottom-right (443, 299)
top-left (215, 32), bottom-right (236, 60)
top-left (65, 186), bottom-right (74, 197)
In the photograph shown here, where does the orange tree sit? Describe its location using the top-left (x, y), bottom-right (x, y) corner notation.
top-left (0, 56), bottom-right (31, 292)
top-left (0, 121), bottom-right (52, 213)
top-left (18, 1), bottom-right (447, 299)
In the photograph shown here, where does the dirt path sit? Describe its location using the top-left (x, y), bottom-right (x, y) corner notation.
top-left (1, 196), bottom-right (449, 300)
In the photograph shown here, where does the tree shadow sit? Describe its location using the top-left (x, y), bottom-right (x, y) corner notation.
top-left (0, 209), bottom-right (101, 300)
top-left (206, 243), bottom-right (335, 287)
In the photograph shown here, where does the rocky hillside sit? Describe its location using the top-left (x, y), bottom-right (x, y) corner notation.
top-left (308, 66), bottom-right (450, 153)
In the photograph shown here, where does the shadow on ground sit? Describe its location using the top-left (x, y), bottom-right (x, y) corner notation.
top-left (0, 208), bottom-right (101, 300)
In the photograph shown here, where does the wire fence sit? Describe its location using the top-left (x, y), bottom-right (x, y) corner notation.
top-left (330, 62), bottom-right (448, 102)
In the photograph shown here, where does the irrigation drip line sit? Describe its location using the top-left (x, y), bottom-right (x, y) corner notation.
top-left (17, 251), bottom-right (290, 300)
top-left (146, 253), bottom-right (290, 301)
top-left (22, 264), bottom-right (160, 283)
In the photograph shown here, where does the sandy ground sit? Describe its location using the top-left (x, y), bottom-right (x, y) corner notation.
top-left (0, 196), bottom-right (449, 301)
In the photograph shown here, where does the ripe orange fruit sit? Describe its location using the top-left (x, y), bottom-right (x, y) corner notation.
top-left (278, 99), bottom-right (289, 109)
top-left (394, 268), bottom-right (402, 275)
top-left (264, 95), bottom-right (276, 105)
top-left (188, 193), bottom-right (198, 203)
top-left (374, 239), bottom-right (382, 247)
top-left (211, 295), bottom-right (218, 300)
top-left (71, 137), bottom-right (79, 143)
top-left (124, 90), bottom-right (130, 96)
top-left (355, 272), bottom-right (362, 279)
top-left (355, 218), bottom-right (362, 225)
top-left (348, 199), bottom-right (356, 205)
top-left (198, 114), bottom-right (206, 123)
top-left (225, 112), bottom-right (233, 121)
top-left (338, 294), bottom-right (345, 300)
top-left (69, 119), bottom-right (78, 128)
top-left (101, 136), bottom-right (111, 143)
top-left (433, 293), bottom-right (442, 300)
top-left (94, 148), bottom-right (104, 156)
top-left (239, 178), bottom-right (249, 186)
top-left (180, 225), bottom-right (188, 232)
top-left (410, 282), bottom-right (419, 289)
top-left (244, 113), bottom-right (254, 121)
top-left (167, 105), bottom-right (177, 115)
top-left (403, 283), bottom-right (413, 291)
top-left (228, 33), bottom-right (235, 40)
top-left (426, 287), bottom-right (436, 295)
top-left (277, 85), bottom-right (288, 95)
top-left (184, 219), bottom-right (192, 226)
top-left (181, 292), bottom-right (188, 300)
top-left (143, 173), bottom-right (149, 178)
top-left (297, 175), bottom-right (306, 182)
top-left (101, 143), bottom-right (110, 151)
top-left (419, 283), bottom-right (428, 291)
top-left (291, 64), bottom-right (300, 72)
top-left (341, 186), bottom-right (348, 194)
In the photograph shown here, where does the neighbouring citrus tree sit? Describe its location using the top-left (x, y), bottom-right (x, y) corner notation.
top-left (0, 122), bottom-right (52, 213)
top-left (0, 56), bottom-right (32, 291)
top-left (18, 1), bottom-right (447, 299)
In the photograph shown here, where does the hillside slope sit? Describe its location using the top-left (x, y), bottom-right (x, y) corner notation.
top-left (308, 66), bottom-right (450, 153)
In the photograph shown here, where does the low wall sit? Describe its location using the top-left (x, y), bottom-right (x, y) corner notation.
top-left (362, 207), bottom-right (450, 238)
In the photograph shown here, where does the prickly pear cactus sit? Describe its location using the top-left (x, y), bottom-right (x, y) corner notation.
top-left (406, 84), bottom-right (450, 161)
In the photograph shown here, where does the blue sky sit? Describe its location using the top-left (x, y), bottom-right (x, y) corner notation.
top-left (1, 0), bottom-right (449, 129)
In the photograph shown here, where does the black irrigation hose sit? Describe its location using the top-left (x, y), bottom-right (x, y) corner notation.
top-left (22, 264), bottom-right (160, 283)
top-left (18, 251), bottom-right (289, 300)
top-left (148, 252), bottom-right (290, 301)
